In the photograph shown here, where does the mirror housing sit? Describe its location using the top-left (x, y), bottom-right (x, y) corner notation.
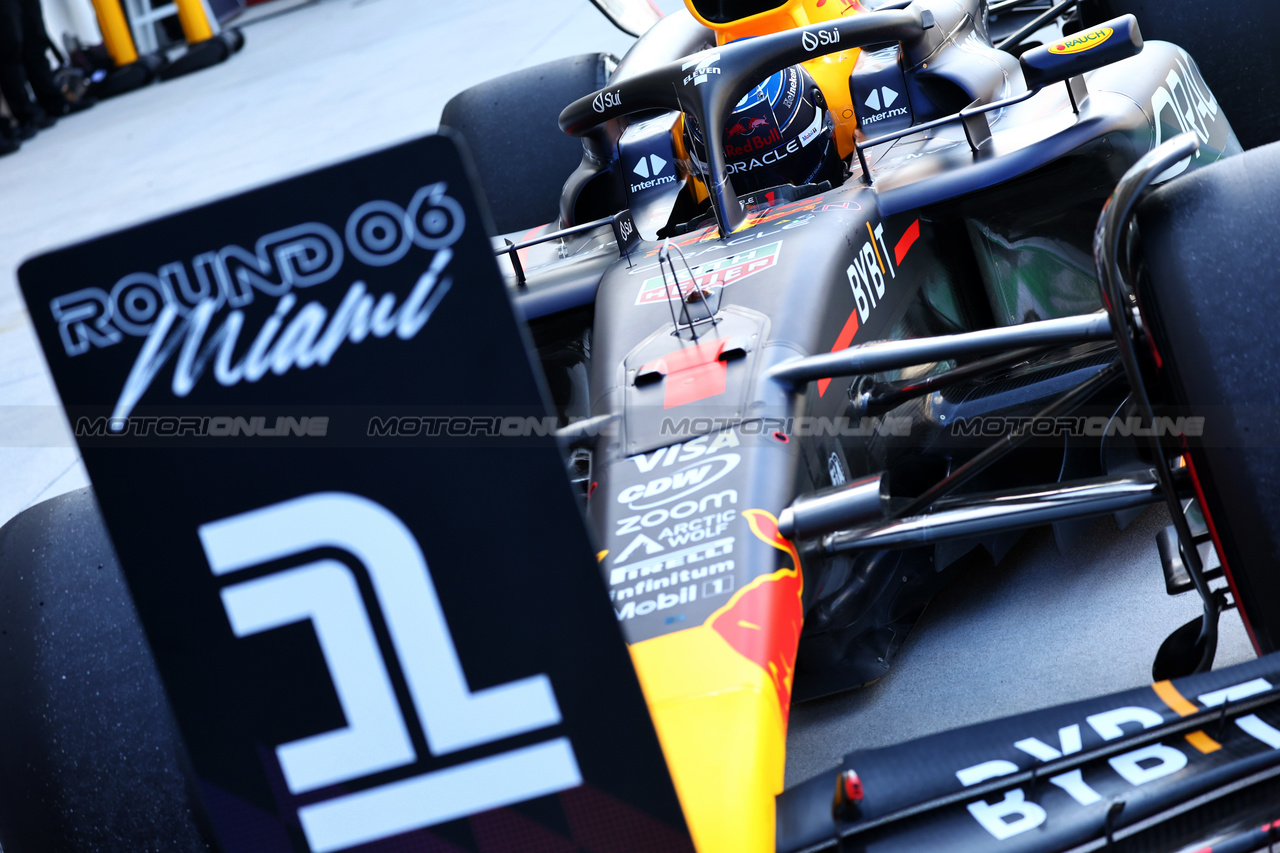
top-left (1020, 14), bottom-right (1143, 91)
top-left (588, 0), bottom-right (664, 38)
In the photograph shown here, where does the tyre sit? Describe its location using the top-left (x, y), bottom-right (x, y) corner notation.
top-left (1135, 140), bottom-right (1280, 655)
top-left (440, 53), bottom-right (613, 235)
top-left (0, 488), bottom-right (210, 852)
top-left (1080, 0), bottom-right (1280, 149)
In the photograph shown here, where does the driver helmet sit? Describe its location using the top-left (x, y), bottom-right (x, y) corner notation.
top-left (690, 64), bottom-right (843, 196)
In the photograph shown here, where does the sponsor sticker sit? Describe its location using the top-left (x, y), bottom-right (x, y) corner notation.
top-left (776, 662), bottom-right (1280, 851)
top-left (1049, 26), bottom-right (1113, 55)
top-left (629, 152), bottom-right (676, 193)
top-left (1151, 49), bottom-right (1222, 182)
top-left (635, 241), bottom-right (783, 305)
top-left (798, 107), bottom-right (825, 147)
top-left (592, 89), bottom-right (621, 113)
top-left (681, 52), bottom-right (722, 87)
top-left (616, 454), bottom-right (741, 510)
top-left (801, 28), bottom-right (840, 52)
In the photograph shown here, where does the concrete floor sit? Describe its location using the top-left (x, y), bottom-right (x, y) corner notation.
top-left (0, 0), bottom-right (1258, 827)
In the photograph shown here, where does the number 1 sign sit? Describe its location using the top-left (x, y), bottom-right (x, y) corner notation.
top-left (19, 133), bottom-right (693, 853)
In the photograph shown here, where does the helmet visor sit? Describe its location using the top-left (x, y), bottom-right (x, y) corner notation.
top-left (687, 0), bottom-right (790, 24)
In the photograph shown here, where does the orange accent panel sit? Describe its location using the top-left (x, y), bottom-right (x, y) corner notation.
top-left (629, 626), bottom-right (784, 853)
top-left (625, 509), bottom-right (803, 853)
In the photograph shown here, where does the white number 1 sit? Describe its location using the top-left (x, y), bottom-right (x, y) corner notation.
top-left (199, 492), bottom-right (581, 853)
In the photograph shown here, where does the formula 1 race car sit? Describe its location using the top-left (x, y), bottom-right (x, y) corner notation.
top-left (434, 0), bottom-right (1277, 848)
top-left (5, 1), bottom-right (1280, 852)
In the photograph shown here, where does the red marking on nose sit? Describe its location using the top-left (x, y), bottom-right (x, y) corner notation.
top-left (639, 339), bottom-right (738, 409)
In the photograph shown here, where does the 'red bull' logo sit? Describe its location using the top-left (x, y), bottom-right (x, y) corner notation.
top-left (725, 127), bottom-right (781, 159)
top-left (708, 510), bottom-right (804, 721)
top-left (727, 117), bottom-right (771, 138)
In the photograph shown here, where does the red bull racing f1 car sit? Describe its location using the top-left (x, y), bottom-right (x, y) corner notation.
top-left (434, 0), bottom-right (1280, 848)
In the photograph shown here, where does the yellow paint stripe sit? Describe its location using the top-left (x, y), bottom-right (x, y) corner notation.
top-left (1153, 679), bottom-right (1223, 753)
top-left (866, 222), bottom-right (887, 275)
top-left (1185, 730), bottom-right (1222, 754)
top-left (597, 550), bottom-right (609, 563)
top-left (1153, 680), bottom-right (1198, 716)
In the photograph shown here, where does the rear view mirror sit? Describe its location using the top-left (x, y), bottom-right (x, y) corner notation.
top-left (1020, 14), bottom-right (1143, 91)
top-left (588, 0), bottom-right (665, 37)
